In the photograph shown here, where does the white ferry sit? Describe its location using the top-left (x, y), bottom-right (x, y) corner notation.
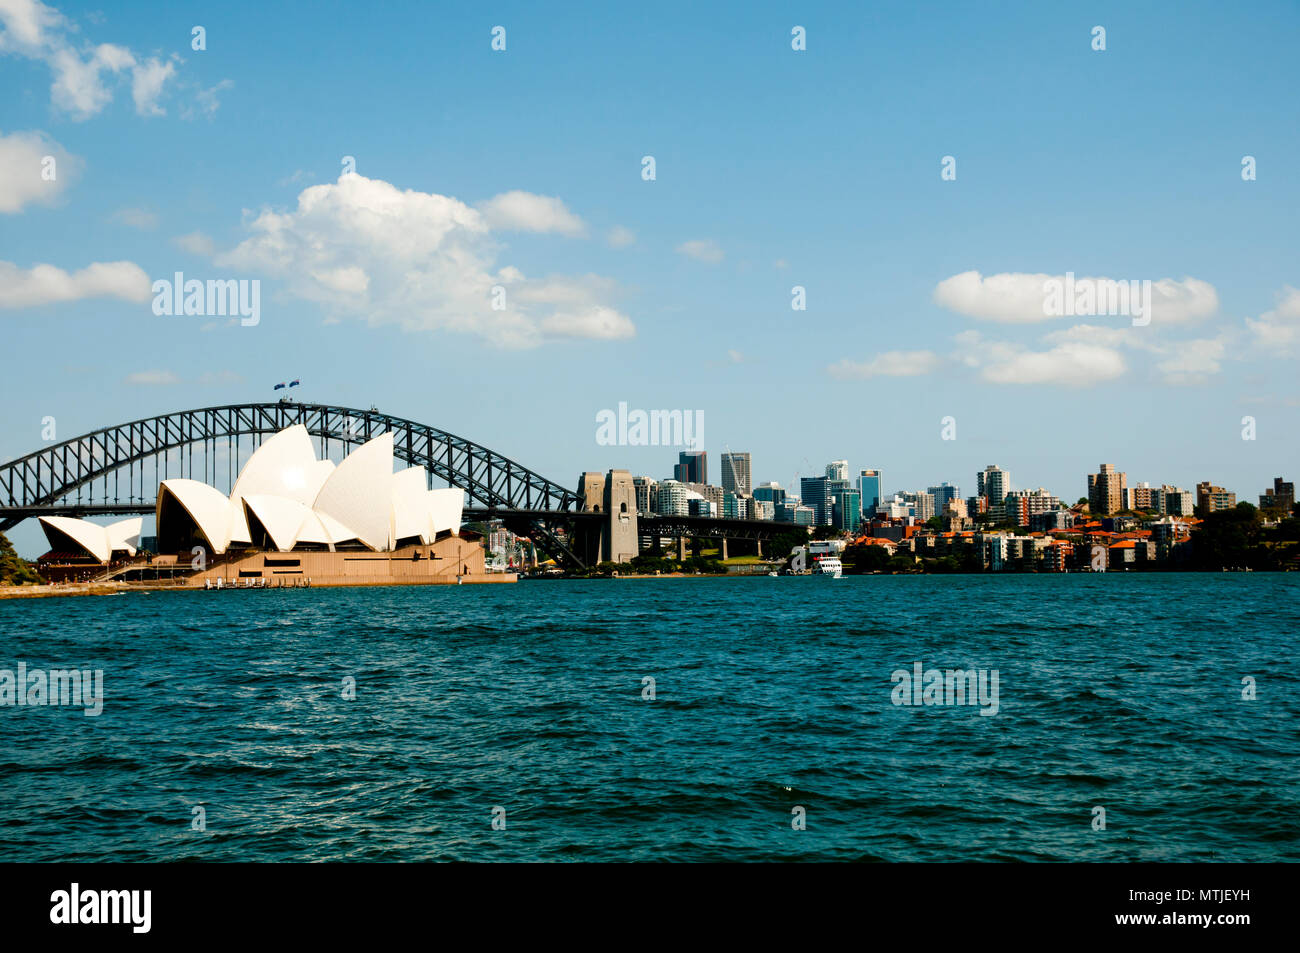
top-left (813, 556), bottom-right (843, 578)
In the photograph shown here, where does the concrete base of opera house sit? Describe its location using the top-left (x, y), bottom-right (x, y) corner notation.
top-left (121, 535), bottom-right (514, 588)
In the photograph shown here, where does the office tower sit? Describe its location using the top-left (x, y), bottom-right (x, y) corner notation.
top-left (977, 465), bottom-right (1009, 507)
top-left (800, 476), bottom-right (832, 525)
top-left (753, 482), bottom-right (786, 507)
top-left (832, 487), bottom-right (861, 533)
top-left (928, 482), bottom-right (960, 512)
top-left (721, 452), bottom-right (752, 495)
top-left (674, 450), bottom-right (707, 485)
top-left (1087, 463), bottom-right (1127, 515)
top-left (858, 469), bottom-right (882, 514)
top-left (826, 460), bottom-right (849, 482)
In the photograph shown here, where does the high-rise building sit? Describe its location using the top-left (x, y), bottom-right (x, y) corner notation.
top-left (826, 460), bottom-right (849, 482)
top-left (674, 450), bottom-right (707, 485)
top-left (720, 452), bottom-right (752, 495)
top-left (1004, 488), bottom-right (1062, 526)
top-left (902, 491), bottom-right (935, 521)
top-left (1153, 485), bottom-right (1194, 516)
top-left (654, 480), bottom-right (692, 516)
top-left (858, 469), bottom-right (882, 514)
top-left (977, 466), bottom-right (1009, 508)
top-left (1127, 482), bottom-right (1156, 511)
top-left (800, 476), bottom-right (833, 525)
top-left (1196, 482), bottom-right (1236, 514)
top-left (832, 487), bottom-right (861, 533)
top-left (753, 482), bottom-right (786, 507)
top-left (1259, 477), bottom-right (1295, 514)
top-left (632, 476), bottom-right (656, 514)
top-left (1087, 463), bottom-right (1127, 515)
top-left (928, 483), bottom-right (960, 512)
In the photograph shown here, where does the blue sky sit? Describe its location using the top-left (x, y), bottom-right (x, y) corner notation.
top-left (2, 0), bottom-right (1298, 555)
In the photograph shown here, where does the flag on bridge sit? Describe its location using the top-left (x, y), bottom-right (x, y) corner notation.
top-left (273, 382), bottom-right (286, 390)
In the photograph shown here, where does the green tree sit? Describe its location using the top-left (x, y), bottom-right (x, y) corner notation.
top-left (0, 532), bottom-right (42, 586)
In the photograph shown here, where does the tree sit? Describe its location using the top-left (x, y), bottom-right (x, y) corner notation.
top-left (843, 541), bottom-right (890, 573)
top-left (0, 532), bottom-right (42, 585)
top-left (1190, 503), bottom-right (1267, 570)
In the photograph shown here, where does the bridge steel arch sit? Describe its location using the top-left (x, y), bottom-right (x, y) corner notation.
top-left (0, 403), bottom-right (580, 559)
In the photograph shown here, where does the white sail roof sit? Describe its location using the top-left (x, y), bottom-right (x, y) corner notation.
top-left (392, 466), bottom-right (434, 544)
top-left (38, 516), bottom-right (111, 562)
top-left (229, 425), bottom-right (323, 543)
top-left (159, 479), bottom-right (235, 554)
top-left (241, 495), bottom-right (315, 552)
top-left (312, 432), bottom-right (394, 552)
top-left (428, 487), bottom-right (465, 536)
top-left (105, 517), bottom-right (142, 556)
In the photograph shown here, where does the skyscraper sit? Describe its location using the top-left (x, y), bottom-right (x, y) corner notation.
top-left (832, 487), bottom-right (861, 533)
top-left (928, 482), bottom-right (960, 512)
top-left (858, 469), bottom-right (882, 515)
top-left (720, 452), bottom-right (752, 495)
top-left (826, 460), bottom-right (849, 482)
top-left (977, 466), bottom-right (1009, 507)
top-left (800, 476), bottom-right (833, 525)
top-left (1087, 464), bottom-right (1127, 516)
top-left (674, 450), bottom-right (707, 485)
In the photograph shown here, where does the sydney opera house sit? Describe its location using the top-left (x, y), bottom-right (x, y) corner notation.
top-left (37, 425), bottom-right (501, 587)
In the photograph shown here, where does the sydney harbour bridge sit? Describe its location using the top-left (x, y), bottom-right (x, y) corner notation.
top-left (0, 401), bottom-right (791, 571)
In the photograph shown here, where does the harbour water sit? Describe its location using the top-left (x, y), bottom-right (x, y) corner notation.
top-left (1, 574), bottom-right (1295, 862)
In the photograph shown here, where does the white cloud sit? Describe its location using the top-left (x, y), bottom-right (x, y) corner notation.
top-left (181, 78), bottom-right (233, 121)
top-left (0, 259), bottom-right (151, 308)
top-left (130, 56), bottom-right (176, 116)
top-left (607, 225), bottom-right (635, 248)
top-left (49, 42), bottom-right (133, 119)
top-left (1245, 286), bottom-right (1300, 354)
top-left (1152, 337), bottom-right (1227, 386)
top-left (112, 206), bottom-right (157, 229)
top-left (676, 239), bottom-right (724, 264)
top-left (829, 350), bottom-right (940, 379)
top-left (540, 306), bottom-right (634, 340)
top-left (954, 330), bottom-right (1125, 386)
top-left (727, 349), bottom-right (744, 363)
top-left (0, 129), bottom-right (79, 212)
top-left (934, 270), bottom-right (1218, 325)
top-left (1042, 323), bottom-right (1136, 349)
top-left (477, 190), bottom-right (585, 236)
top-left (173, 231), bottom-right (215, 256)
top-left (0, 0), bottom-right (190, 119)
top-left (125, 369), bottom-right (178, 385)
top-left (0, 0), bottom-right (63, 54)
top-left (215, 173), bottom-right (632, 348)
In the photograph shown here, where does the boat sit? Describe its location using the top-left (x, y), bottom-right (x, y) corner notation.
top-left (812, 556), bottom-right (842, 578)
top-left (767, 570), bottom-right (778, 577)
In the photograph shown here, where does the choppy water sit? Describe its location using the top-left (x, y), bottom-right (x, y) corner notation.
top-left (1, 574), bottom-right (1296, 862)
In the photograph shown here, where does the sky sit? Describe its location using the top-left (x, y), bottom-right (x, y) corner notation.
top-left (2, 0), bottom-right (1298, 556)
